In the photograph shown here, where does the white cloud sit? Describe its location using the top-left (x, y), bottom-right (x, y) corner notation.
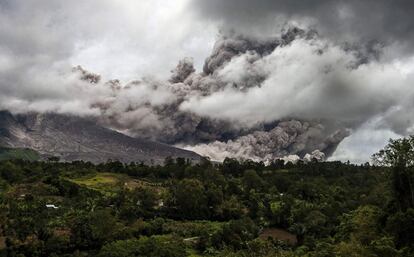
top-left (329, 118), bottom-right (401, 164)
top-left (180, 38), bottom-right (414, 132)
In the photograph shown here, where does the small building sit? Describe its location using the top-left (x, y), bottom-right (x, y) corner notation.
top-left (46, 204), bottom-right (59, 209)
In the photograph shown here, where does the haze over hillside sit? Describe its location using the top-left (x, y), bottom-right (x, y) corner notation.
top-left (0, 111), bottom-right (201, 164)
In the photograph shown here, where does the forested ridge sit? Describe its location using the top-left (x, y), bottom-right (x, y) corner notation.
top-left (0, 137), bottom-right (414, 256)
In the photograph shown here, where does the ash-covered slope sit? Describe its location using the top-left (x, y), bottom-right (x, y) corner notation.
top-left (0, 111), bottom-right (201, 164)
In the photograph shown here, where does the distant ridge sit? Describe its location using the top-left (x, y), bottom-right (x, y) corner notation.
top-left (0, 111), bottom-right (201, 164)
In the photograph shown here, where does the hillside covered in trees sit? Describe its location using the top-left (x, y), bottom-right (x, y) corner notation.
top-left (0, 137), bottom-right (414, 257)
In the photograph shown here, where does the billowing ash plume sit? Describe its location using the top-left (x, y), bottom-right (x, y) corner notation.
top-left (169, 58), bottom-right (196, 84)
top-left (203, 27), bottom-right (316, 76)
top-left (66, 27), bottom-right (353, 162)
top-left (2, 18), bottom-right (414, 162)
top-left (181, 120), bottom-right (348, 162)
top-left (72, 66), bottom-right (101, 84)
top-left (72, 26), bottom-right (412, 162)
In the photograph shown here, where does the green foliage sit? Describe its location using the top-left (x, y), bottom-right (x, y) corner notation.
top-left (373, 136), bottom-right (414, 210)
top-left (1, 136), bottom-right (414, 256)
top-left (99, 239), bottom-right (142, 257)
top-left (169, 178), bottom-right (209, 219)
top-left (99, 236), bottom-right (186, 257)
top-left (373, 136), bottom-right (414, 167)
top-left (243, 169), bottom-right (263, 191)
top-left (0, 161), bottom-right (24, 183)
top-left (0, 147), bottom-right (39, 161)
top-left (385, 208), bottom-right (414, 248)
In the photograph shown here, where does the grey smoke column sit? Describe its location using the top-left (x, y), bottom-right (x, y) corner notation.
top-left (169, 58), bottom-right (196, 83)
top-left (89, 28), bottom-right (352, 161)
top-left (182, 120), bottom-right (349, 161)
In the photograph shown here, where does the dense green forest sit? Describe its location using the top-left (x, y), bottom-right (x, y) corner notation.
top-left (0, 137), bottom-right (414, 256)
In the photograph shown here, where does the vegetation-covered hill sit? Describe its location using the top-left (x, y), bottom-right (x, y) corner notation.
top-left (0, 137), bottom-right (414, 256)
top-left (0, 147), bottom-right (39, 162)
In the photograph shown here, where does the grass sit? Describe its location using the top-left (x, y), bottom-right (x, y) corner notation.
top-left (68, 172), bottom-right (164, 194)
top-left (187, 249), bottom-right (203, 257)
top-left (69, 173), bottom-right (126, 193)
top-left (0, 147), bottom-right (40, 161)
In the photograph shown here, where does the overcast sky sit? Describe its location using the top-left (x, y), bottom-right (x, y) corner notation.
top-left (1, 0), bottom-right (414, 163)
top-left (0, 0), bottom-right (217, 81)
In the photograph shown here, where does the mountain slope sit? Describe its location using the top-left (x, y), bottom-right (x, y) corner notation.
top-left (0, 111), bottom-right (201, 164)
top-left (0, 147), bottom-right (40, 161)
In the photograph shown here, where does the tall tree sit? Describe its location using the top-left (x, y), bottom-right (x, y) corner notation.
top-left (373, 136), bottom-right (414, 210)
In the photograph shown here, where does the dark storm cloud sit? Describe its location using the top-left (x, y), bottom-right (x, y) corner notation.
top-left (190, 0), bottom-right (414, 50)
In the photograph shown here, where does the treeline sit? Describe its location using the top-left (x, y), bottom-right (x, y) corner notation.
top-left (0, 137), bottom-right (413, 256)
